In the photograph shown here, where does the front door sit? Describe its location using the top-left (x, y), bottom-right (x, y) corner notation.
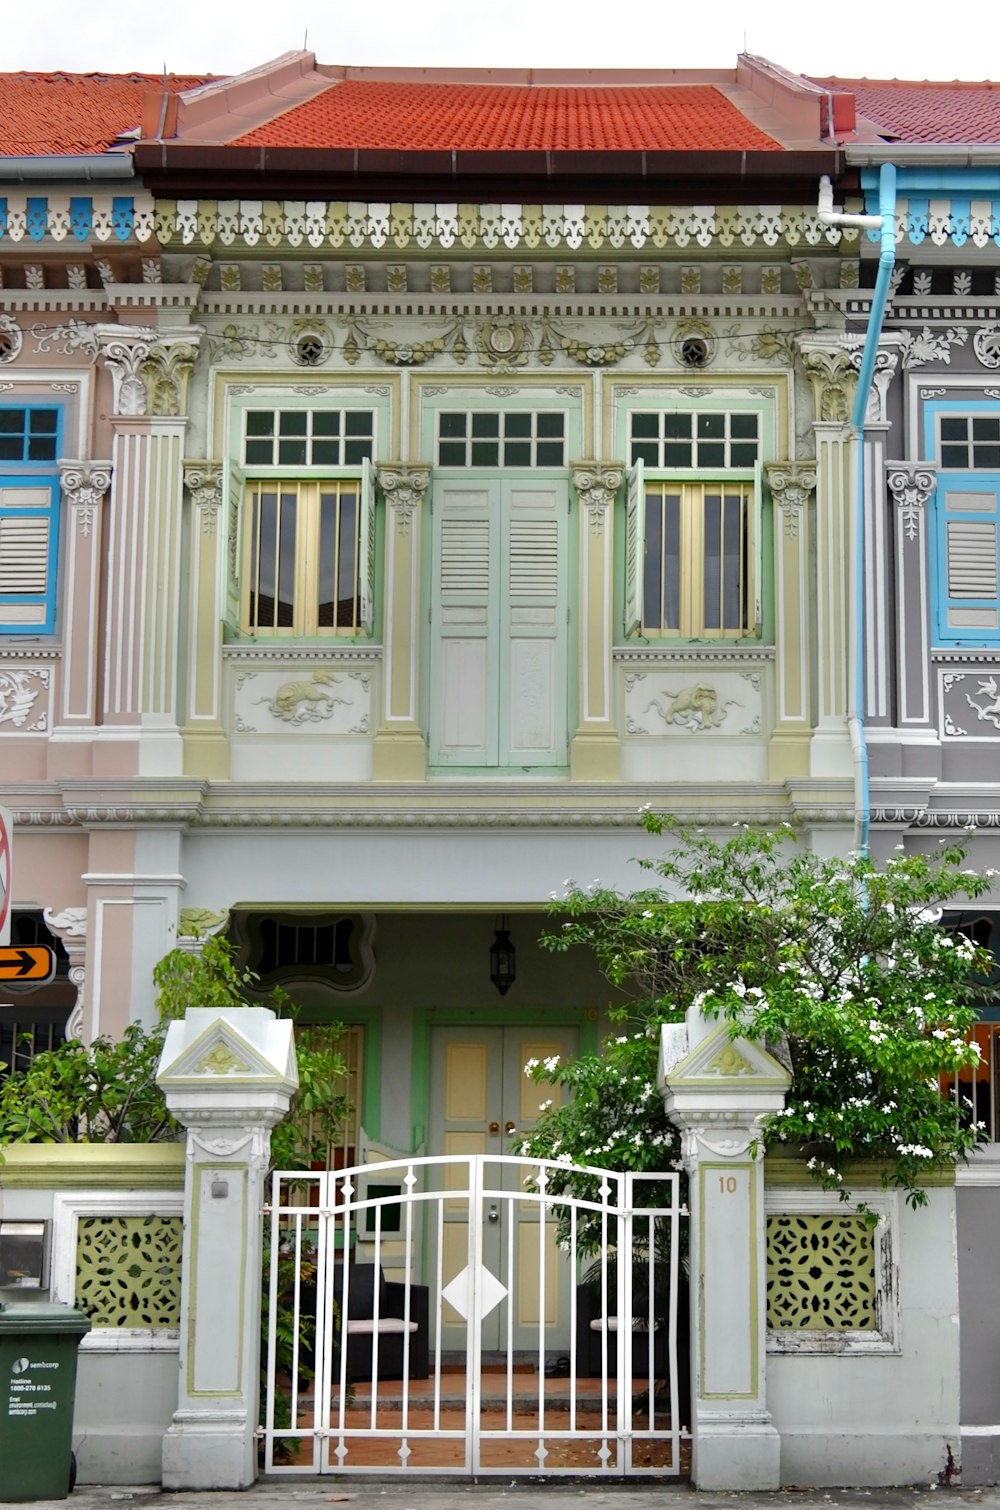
top-left (428, 478), bottom-right (569, 768)
top-left (429, 1023), bottom-right (578, 1351)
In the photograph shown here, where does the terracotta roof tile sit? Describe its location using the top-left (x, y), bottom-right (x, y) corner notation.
top-left (0, 72), bottom-right (212, 156)
top-left (233, 80), bottom-right (783, 152)
top-left (809, 76), bottom-right (1000, 144)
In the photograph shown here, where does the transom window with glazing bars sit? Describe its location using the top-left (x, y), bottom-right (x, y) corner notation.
top-left (243, 409), bottom-right (375, 468)
top-left (436, 410), bottom-right (566, 467)
top-left (629, 410), bottom-right (760, 470)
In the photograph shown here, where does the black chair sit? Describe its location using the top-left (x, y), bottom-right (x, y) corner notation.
top-left (333, 1263), bottom-right (429, 1381)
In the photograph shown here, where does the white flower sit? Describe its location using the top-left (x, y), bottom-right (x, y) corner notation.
top-left (524, 1058), bottom-right (539, 1075)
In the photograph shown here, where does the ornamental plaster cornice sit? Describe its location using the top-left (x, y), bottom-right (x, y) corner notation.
top-left (0, 292), bottom-right (111, 315)
top-left (613, 645), bottom-right (775, 663)
top-left (4, 778), bottom-right (852, 829)
top-left (0, 648), bottom-right (62, 662)
top-left (931, 648), bottom-right (1000, 664)
top-left (198, 293), bottom-right (808, 323)
top-left (222, 644), bottom-right (382, 663)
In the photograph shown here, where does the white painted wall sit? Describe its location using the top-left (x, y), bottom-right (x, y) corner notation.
top-left (767, 1186), bottom-right (960, 1486)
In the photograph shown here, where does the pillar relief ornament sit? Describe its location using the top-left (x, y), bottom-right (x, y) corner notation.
top-left (43, 906), bottom-right (87, 1041)
top-left (95, 325), bottom-right (156, 415)
top-left (571, 462), bottom-right (624, 536)
top-left (143, 337), bottom-right (202, 417)
top-left (59, 459), bottom-right (113, 538)
top-left (847, 343), bottom-right (899, 424)
top-left (886, 462), bottom-right (938, 543)
top-left (184, 460), bottom-right (224, 535)
top-left (376, 463), bottom-right (431, 537)
top-left (797, 340), bottom-right (858, 424)
top-left (765, 461), bottom-right (817, 540)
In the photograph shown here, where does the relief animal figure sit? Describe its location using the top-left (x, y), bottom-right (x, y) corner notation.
top-left (645, 683), bottom-right (735, 732)
top-left (256, 668), bottom-right (350, 725)
top-left (965, 676), bottom-right (1000, 731)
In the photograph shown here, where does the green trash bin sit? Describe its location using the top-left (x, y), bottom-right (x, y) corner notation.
top-left (0, 1301), bottom-right (91, 1500)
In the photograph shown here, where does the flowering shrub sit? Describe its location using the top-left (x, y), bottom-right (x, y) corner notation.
top-left (515, 817), bottom-right (997, 1217)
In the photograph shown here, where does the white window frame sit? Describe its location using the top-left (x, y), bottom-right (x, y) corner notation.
top-left (51, 1189), bottom-right (183, 1354)
top-left (764, 1186), bottom-right (899, 1355)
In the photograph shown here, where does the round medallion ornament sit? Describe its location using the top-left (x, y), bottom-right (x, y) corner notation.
top-left (974, 324), bottom-right (1000, 369)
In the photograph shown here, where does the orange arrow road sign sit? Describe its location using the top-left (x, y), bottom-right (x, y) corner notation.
top-left (0, 947), bottom-right (55, 983)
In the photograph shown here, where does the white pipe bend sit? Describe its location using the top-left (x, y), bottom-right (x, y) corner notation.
top-left (817, 174), bottom-right (883, 230)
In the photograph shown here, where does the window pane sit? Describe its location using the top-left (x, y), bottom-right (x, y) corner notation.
top-left (438, 441), bottom-right (466, 466)
top-left (344, 438), bottom-right (374, 464)
top-left (279, 411), bottom-right (308, 436)
top-left (703, 491), bottom-right (722, 629)
top-left (697, 413), bottom-right (725, 439)
top-left (336, 489), bottom-right (358, 628)
top-left (972, 417), bottom-right (1000, 441)
top-left (631, 413), bottom-right (659, 439)
top-left (277, 438), bottom-right (308, 465)
top-left (0, 412), bottom-right (23, 434)
top-left (973, 444), bottom-right (1000, 469)
top-left (941, 444), bottom-right (969, 468)
top-left (536, 413), bottom-right (565, 438)
top-left (504, 412), bottom-right (531, 437)
top-left (536, 441), bottom-right (565, 466)
top-left (662, 493), bottom-right (681, 631)
top-left (631, 440), bottom-right (659, 466)
top-left (504, 441), bottom-right (532, 466)
top-left (663, 441), bottom-right (692, 467)
top-left (730, 443), bottom-right (758, 467)
top-left (941, 417), bottom-right (968, 441)
top-left (312, 440), bottom-right (341, 466)
top-left (697, 441), bottom-right (726, 468)
top-left (249, 490), bottom-right (277, 629)
top-left (246, 412), bottom-right (274, 437)
top-left (245, 439), bottom-right (273, 466)
top-left (0, 437), bottom-right (22, 461)
top-left (662, 414), bottom-right (691, 439)
top-left (643, 493), bottom-right (663, 631)
top-left (27, 434), bottom-right (57, 461)
top-left (471, 441), bottom-right (499, 465)
top-left (730, 414), bottom-right (758, 439)
top-left (471, 413), bottom-right (500, 438)
top-left (722, 491), bottom-right (745, 630)
top-left (345, 411), bottom-right (373, 437)
top-left (312, 411), bottom-right (341, 437)
top-left (439, 413), bottom-right (467, 438)
top-left (276, 493), bottom-right (297, 627)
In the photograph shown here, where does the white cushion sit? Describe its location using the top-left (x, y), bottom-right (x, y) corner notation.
top-left (344, 1318), bottom-right (418, 1336)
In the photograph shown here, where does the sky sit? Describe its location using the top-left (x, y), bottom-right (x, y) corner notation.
top-left (2, 0), bottom-right (995, 82)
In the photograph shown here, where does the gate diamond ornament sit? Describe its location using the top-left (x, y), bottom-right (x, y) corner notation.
top-left (441, 1262), bottom-right (508, 1322)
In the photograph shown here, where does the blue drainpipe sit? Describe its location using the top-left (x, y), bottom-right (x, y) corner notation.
top-left (818, 164), bottom-right (898, 854)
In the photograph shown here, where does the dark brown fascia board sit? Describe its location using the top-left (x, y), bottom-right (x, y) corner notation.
top-left (134, 144), bottom-right (848, 202)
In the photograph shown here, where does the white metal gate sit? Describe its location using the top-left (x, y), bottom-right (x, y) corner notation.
top-left (262, 1154), bottom-right (687, 1477)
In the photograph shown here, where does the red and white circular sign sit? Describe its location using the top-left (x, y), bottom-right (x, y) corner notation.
top-left (0, 807), bottom-right (11, 947)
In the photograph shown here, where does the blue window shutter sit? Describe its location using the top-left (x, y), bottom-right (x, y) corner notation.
top-left (0, 477), bottom-right (59, 634)
top-left (937, 474), bottom-right (1000, 643)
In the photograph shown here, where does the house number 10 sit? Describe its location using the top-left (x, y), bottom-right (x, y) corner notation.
top-left (718, 1175), bottom-right (738, 1193)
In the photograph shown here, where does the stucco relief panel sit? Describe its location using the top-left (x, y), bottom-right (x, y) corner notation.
top-left (623, 668), bottom-right (763, 737)
top-left (0, 665), bottom-right (53, 733)
top-left (939, 667), bottom-right (1000, 739)
top-left (231, 665), bottom-right (372, 735)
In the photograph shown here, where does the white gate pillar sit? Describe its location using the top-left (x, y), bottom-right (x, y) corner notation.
top-left (659, 1006), bottom-right (790, 1490)
top-left (156, 1007), bottom-right (297, 1489)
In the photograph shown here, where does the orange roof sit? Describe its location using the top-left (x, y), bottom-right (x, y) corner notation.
top-left (809, 75), bottom-right (1000, 144)
top-left (0, 72), bottom-right (213, 156)
top-left (232, 79), bottom-right (783, 152)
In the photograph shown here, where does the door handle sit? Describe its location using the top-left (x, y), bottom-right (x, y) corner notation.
top-left (504, 1122), bottom-right (516, 1135)
top-left (488, 1204), bottom-right (500, 1223)
top-left (489, 1122), bottom-right (500, 1135)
